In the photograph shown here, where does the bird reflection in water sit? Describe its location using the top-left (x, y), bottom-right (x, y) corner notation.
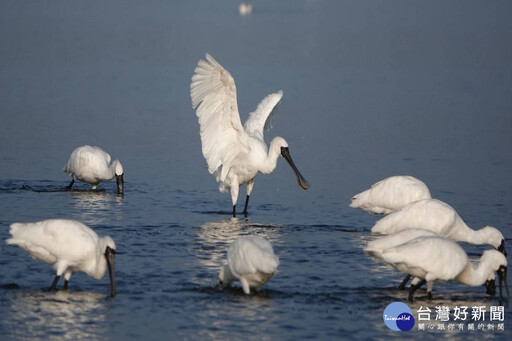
top-left (5, 291), bottom-right (109, 340)
top-left (193, 219), bottom-right (283, 288)
top-left (69, 190), bottom-right (123, 226)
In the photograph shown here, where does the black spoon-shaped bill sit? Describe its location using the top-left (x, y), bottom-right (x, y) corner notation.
top-left (498, 265), bottom-right (509, 299)
top-left (280, 147), bottom-right (309, 190)
top-left (105, 246), bottom-right (116, 297)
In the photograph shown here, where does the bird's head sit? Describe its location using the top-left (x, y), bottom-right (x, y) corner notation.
top-left (219, 264), bottom-right (235, 287)
top-left (272, 137), bottom-right (310, 190)
top-left (114, 161), bottom-right (124, 195)
top-left (481, 226), bottom-right (506, 256)
top-left (482, 249), bottom-right (509, 299)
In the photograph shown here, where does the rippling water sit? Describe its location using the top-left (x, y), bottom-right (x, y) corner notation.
top-left (1, 1), bottom-right (511, 340)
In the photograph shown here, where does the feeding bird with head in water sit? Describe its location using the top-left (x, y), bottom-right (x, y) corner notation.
top-left (366, 235), bottom-right (509, 301)
top-left (219, 236), bottom-right (279, 294)
top-left (63, 145), bottom-right (124, 194)
top-left (5, 219), bottom-right (117, 297)
top-left (371, 198), bottom-right (507, 289)
top-left (190, 54), bottom-right (309, 217)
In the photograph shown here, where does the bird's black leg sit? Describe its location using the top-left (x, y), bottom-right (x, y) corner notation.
top-left (408, 279), bottom-right (426, 301)
top-left (63, 280), bottom-right (69, 290)
top-left (49, 276), bottom-right (61, 291)
top-left (232, 205), bottom-right (236, 218)
top-left (398, 274), bottom-right (411, 290)
top-left (66, 179), bottom-right (75, 190)
top-left (242, 195), bottom-right (250, 217)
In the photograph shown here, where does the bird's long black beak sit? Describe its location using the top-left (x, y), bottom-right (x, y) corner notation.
top-left (116, 174), bottom-right (124, 195)
top-left (497, 265), bottom-right (509, 299)
top-left (105, 246), bottom-right (116, 297)
top-left (485, 279), bottom-right (496, 296)
top-left (281, 147), bottom-right (309, 190)
top-left (498, 239), bottom-right (507, 257)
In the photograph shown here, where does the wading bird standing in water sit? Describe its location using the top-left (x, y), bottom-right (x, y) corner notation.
top-left (219, 236), bottom-right (279, 294)
top-left (63, 145), bottom-right (124, 194)
top-left (366, 235), bottom-right (508, 301)
top-left (190, 54), bottom-right (309, 217)
top-left (5, 219), bottom-right (117, 297)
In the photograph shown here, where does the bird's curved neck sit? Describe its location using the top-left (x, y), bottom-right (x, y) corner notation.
top-left (456, 258), bottom-right (493, 286)
top-left (260, 139), bottom-right (281, 174)
top-left (106, 160), bottom-right (118, 179)
top-left (221, 264), bottom-right (236, 284)
top-left (447, 220), bottom-right (491, 246)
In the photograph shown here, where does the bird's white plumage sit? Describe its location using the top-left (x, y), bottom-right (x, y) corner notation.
top-left (63, 145), bottom-right (123, 190)
top-left (378, 237), bottom-right (468, 282)
top-left (244, 91), bottom-right (283, 141)
top-left (371, 199), bottom-right (505, 249)
top-left (6, 219), bottom-right (115, 281)
top-left (364, 228), bottom-right (438, 256)
top-left (191, 54), bottom-right (247, 177)
top-left (350, 175), bottom-right (431, 214)
top-left (191, 54), bottom-right (308, 216)
top-left (369, 236), bottom-right (507, 298)
top-left (220, 236), bottom-right (279, 294)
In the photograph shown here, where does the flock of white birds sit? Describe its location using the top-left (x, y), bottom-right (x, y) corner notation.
top-left (351, 175), bottom-right (508, 301)
top-left (4, 55), bottom-right (508, 300)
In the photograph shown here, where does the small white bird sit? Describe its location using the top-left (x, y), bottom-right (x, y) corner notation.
top-left (350, 175), bottom-right (431, 214)
top-left (368, 235), bottom-right (509, 301)
top-left (191, 54), bottom-right (309, 217)
top-left (5, 219), bottom-right (116, 297)
top-left (219, 236), bottom-right (279, 294)
top-left (371, 199), bottom-right (506, 255)
top-left (63, 145), bottom-right (124, 194)
top-left (239, 2), bottom-right (252, 16)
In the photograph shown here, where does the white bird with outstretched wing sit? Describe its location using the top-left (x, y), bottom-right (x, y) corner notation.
top-left (191, 54), bottom-right (309, 217)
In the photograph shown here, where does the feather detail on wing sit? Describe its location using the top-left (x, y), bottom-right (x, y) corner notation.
top-left (63, 146), bottom-right (111, 174)
top-left (228, 237), bottom-right (279, 277)
top-left (244, 91), bottom-right (283, 141)
top-left (190, 54), bottom-right (248, 175)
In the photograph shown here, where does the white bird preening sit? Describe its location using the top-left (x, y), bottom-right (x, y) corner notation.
top-left (219, 236), bottom-right (279, 294)
top-left (350, 175), bottom-right (431, 214)
top-left (63, 145), bottom-right (124, 194)
top-left (371, 199), bottom-right (507, 255)
top-left (366, 235), bottom-right (509, 301)
top-left (190, 54), bottom-right (309, 217)
top-left (5, 219), bottom-right (116, 297)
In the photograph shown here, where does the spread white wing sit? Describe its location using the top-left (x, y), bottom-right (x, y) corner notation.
top-left (190, 54), bottom-right (248, 175)
top-left (244, 91), bottom-right (283, 141)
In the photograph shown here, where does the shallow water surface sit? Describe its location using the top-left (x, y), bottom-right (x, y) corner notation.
top-left (1, 1), bottom-right (511, 340)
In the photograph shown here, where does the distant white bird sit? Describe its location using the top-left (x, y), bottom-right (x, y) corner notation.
top-left (368, 236), bottom-right (508, 301)
top-left (371, 199), bottom-right (506, 255)
top-left (191, 54), bottom-right (309, 217)
top-left (5, 219), bottom-right (116, 297)
top-left (350, 175), bottom-right (431, 214)
top-left (219, 236), bottom-right (279, 294)
top-left (239, 2), bottom-right (252, 16)
top-left (63, 145), bottom-right (124, 194)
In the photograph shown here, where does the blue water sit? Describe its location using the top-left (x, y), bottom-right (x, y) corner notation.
top-left (1, 1), bottom-right (511, 339)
